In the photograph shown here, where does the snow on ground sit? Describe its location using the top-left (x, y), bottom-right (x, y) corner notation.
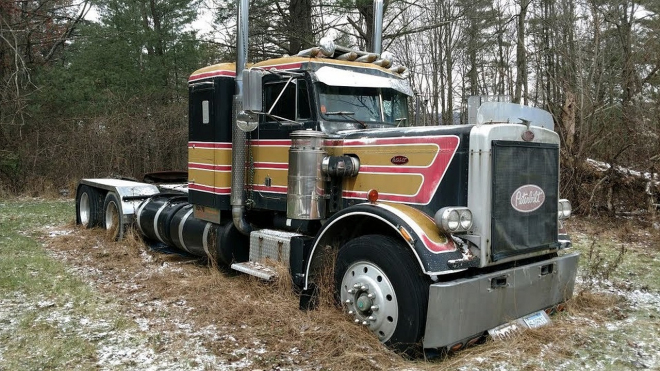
top-left (0, 290), bottom-right (270, 371)
top-left (8, 227), bottom-right (275, 371)
top-left (12, 223), bottom-right (658, 371)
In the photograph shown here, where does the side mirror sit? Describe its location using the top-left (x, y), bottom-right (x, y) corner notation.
top-left (242, 68), bottom-right (264, 113)
top-left (237, 110), bottom-right (258, 132)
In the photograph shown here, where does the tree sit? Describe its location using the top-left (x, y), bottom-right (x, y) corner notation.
top-left (0, 0), bottom-right (89, 190)
top-left (211, 0), bottom-right (315, 59)
top-left (514, 0), bottom-right (531, 104)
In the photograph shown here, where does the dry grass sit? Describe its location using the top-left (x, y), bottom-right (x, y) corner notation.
top-left (41, 214), bottom-right (659, 370)
top-left (47, 225), bottom-right (405, 370)
top-left (432, 288), bottom-right (629, 370)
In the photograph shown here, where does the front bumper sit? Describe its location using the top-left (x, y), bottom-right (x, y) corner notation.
top-left (423, 252), bottom-right (580, 349)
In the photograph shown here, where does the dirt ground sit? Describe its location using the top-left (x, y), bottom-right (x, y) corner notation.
top-left (29, 215), bottom-right (660, 370)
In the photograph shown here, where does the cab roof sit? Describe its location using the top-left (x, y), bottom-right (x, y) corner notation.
top-left (189, 56), bottom-right (405, 83)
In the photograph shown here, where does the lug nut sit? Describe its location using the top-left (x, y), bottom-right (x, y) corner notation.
top-left (345, 299), bottom-right (353, 304)
top-left (370, 305), bottom-right (379, 311)
top-left (348, 310), bottom-right (354, 315)
top-left (367, 316), bottom-right (376, 321)
top-left (360, 284), bottom-right (369, 291)
top-left (367, 293), bottom-right (375, 299)
top-left (347, 289), bottom-right (355, 294)
top-left (362, 321), bottom-right (369, 326)
top-left (354, 319), bottom-right (361, 324)
top-left (353, 283), bottom-right (362, 289)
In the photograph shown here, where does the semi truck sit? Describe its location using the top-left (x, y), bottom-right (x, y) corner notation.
top-left (75, 0), bottom-right (579, 354)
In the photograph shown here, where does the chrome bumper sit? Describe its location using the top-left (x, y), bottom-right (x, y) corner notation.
top-left (423, 252), bottom-right (580, 349)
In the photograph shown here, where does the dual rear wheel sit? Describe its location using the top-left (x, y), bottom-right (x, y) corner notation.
top-left (102, 192), bottom-right (125, 240)
top-left (75, 185), bottom-right (102, 228)
top-left (75, 186), bottom-right (125, 240)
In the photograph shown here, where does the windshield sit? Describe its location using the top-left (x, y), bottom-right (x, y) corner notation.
top-left (317, 84), bottom-right (409, 126)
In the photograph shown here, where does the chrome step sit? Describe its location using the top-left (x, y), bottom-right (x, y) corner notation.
top-left (230, 261), bottom-right (278, 280)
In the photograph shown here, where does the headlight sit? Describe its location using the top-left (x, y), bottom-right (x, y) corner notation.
top-left (558, 199), bottom-right (572, 220)
top-left (435, 207), bottom-right (473, 233)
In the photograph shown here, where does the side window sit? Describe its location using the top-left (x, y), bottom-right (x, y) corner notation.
top-left (264, 81), bottom-right (296, 121)
top-left (297, 80), bottom-right (311, 120)
top-left (382, 90), bottom-right (409, 125)
top-left (262, 78), bottom-right (311, 123)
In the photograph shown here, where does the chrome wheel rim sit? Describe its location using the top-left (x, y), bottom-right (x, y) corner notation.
top-left (340, 261), bottom-right (398, 342)
top-left (79, 192), bottom-right (90, 226)
top-left (105, 200), bottom-right (119, 236)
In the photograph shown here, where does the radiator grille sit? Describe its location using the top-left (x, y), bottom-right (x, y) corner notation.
top-left (491, 141), bottom-right (559, 261)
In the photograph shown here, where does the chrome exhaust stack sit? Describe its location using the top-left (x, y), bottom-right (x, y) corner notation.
top-left (231, 0), bottom-right (253, 235)
top-left (373, 0), bottom-right (383, 55)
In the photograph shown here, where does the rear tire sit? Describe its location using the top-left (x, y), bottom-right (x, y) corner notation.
top-left (103, 192), bottom-right (125, 240)
top-left (76, 185), bottom-right (102, 228)
top-left (334, 234), bottom-right (429, 354)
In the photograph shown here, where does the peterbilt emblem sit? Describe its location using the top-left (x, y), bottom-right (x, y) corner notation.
top-left (391, 155), bottom-right (409, 165)
top-left (511, 184), bottom-right (545, 212)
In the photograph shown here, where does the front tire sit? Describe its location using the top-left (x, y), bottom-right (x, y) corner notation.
top-left (334, 235), bottom-right (429, 353)
top-left (103, 192), bottom-right (125, 240)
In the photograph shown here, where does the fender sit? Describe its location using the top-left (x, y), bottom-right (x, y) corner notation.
top-left (303, 202), bottom-right (466, 290)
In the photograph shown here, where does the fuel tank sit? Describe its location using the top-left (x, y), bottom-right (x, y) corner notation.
top-left (136, 195), bottom-right (248, 265)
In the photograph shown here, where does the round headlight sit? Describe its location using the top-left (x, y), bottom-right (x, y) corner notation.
top-left (562, 200), bottom-right (572, 219)
top-left (459, 209), bottom-right (473, 230)
top-left (558, 199), bottom-right (572, 220)
top-left (447, 210), bottom-right (460, 231)
top-left (435, 207), bottom-right (473, 233)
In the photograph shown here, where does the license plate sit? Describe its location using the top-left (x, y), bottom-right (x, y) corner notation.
top-left (488, 310), bottom-right (551, 341)
top-left (488, 321), bottom-right (522, 340)
top-left (522, 311), bottom-right (550, 328)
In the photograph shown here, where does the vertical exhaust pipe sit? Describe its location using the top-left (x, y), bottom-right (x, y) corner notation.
top-left (231, 0), bottom-right (252, 235)
top-left (373, 0), bottom-right (383, 55)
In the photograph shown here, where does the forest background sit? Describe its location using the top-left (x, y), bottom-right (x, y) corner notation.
top-left (1, 0), bottom-right (659, 216)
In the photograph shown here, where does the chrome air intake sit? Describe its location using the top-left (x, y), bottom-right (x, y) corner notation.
top-left (287, 131), bottom-right (327, 220)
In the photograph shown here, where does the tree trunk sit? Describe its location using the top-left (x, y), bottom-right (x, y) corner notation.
top-left (514, 0), bottom-right (530, 104)
top-left (288, 0), bottom-right (313, 54)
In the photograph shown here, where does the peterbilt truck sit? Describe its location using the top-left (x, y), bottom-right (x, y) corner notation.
top-left (75, 0), bottom-right (579, 353)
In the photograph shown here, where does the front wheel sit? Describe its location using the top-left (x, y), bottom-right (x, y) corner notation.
top-left (334, 235), bottom-right (429, 353)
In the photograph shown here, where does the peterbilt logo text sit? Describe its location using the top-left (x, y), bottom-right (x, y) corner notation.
top-left (390, 155), bottom-right (409, 165)
top-left (510, 185), bottom-right (545, 212)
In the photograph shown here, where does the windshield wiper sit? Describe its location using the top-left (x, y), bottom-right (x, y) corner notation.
top-left (325, 111), bottom-right (367, 129)
top-left (395, 117), bottom-right (407, 127)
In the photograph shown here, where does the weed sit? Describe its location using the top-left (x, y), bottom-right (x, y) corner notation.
top-left (583, 239), bottom-right (627, 285)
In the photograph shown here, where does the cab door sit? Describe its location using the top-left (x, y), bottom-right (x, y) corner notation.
top-left (249, 76), bottom-right (315, 211)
